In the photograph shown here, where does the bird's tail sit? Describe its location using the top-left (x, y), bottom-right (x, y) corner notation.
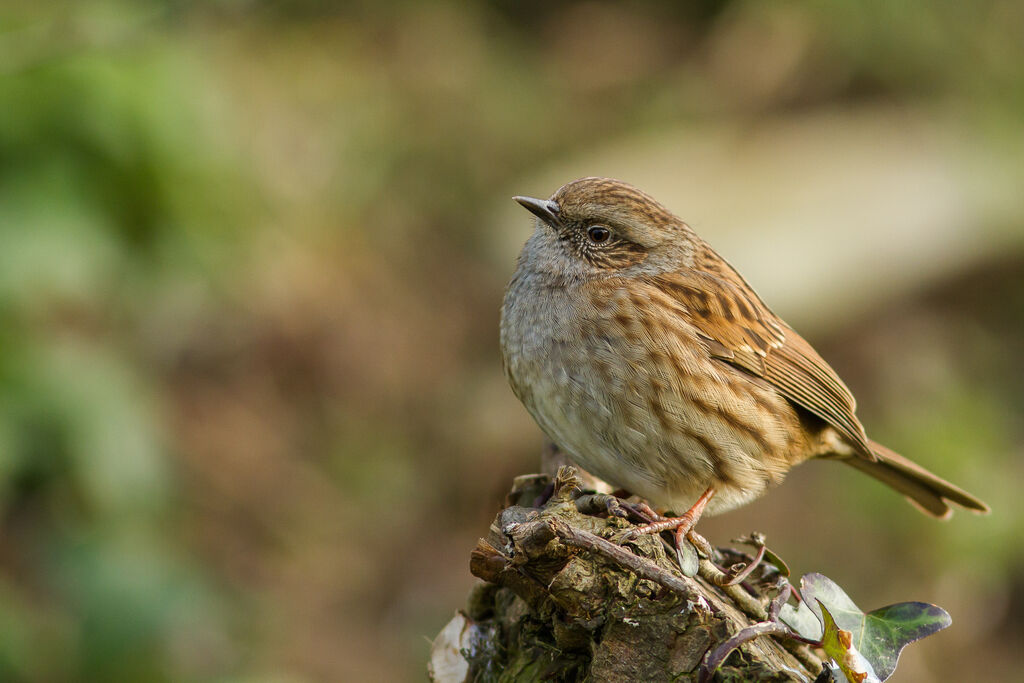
top-left (842, 440), bottom-right (990, 519)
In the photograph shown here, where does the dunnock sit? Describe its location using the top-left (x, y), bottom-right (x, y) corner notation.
top-left (500, 177), bottom-right (988, 536)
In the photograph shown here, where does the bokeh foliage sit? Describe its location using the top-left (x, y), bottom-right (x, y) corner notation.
top-left (0, 1), bottom-right (1022, 681)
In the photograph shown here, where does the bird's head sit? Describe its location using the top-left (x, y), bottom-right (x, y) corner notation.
top-left (513, 177), bottom-right (694, 280)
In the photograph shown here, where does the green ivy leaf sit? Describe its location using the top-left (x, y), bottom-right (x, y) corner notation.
top-left (818, 600), bottom-right (880, 683)
top-left (778, 598), bottom-right (822, 641)
top-left (761, 547), bottom-right (791, 578)
top-left (797, 573), bottom-right (952, 681)
top-left (856, 601), bottom-right (953, 679)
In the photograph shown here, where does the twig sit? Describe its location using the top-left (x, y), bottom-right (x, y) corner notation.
top-left (698, 557), bottom-right (767, 620)
top-left (699, 621), bottom-right (794, 683)
top-left (544, 518), bottom-right (703, 603)
top-left (769, 582), bottom-right (792, 621)
top-left (780, 637), bottom-right (824, 675)
top-left (696, 557), bottom-right (823, 676)
top-left (723, 543), bottom-right (766, 586)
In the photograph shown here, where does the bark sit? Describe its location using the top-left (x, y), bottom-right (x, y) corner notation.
top-left (429, 468), bottom-right (825, 683)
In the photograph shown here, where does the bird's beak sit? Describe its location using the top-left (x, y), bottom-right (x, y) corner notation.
top-left (513, 196), bottom-right (561, 228)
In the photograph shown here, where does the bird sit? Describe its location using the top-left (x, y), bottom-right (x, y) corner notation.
top-left (499, 176), bottom-right (988, 540)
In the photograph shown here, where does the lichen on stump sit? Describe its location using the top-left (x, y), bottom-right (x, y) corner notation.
top-left (429, 468), bottom-right (821, 682)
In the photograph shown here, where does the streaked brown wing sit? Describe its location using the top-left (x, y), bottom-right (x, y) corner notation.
top-left (647, 269), bottom-right (874, 460)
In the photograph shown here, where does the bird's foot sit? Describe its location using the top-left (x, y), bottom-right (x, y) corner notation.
top-left (618, 488), bottom-right (717, 576)
top-left (622, 487), bottom-right (716, 540)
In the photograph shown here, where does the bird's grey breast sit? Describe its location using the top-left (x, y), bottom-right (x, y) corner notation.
top-left (500, 265), bottom-right (641, 489)
top-left (500, 265), bottom-right (580, 407)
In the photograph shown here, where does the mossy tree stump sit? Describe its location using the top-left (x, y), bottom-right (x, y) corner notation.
top-left (429, 468), bottom-right (824, 682)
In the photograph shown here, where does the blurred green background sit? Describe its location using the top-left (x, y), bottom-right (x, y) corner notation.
top-left (1, 1), bottom-right (1022, 681)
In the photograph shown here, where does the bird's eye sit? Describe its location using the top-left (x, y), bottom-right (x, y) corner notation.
top-left (586, 226), bottom-right (611, 244)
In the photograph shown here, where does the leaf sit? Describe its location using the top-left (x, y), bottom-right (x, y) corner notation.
top-left (428, 613), bottom-right (471, 682)
top-left (798, 573), bottom-right (952, 681)
top-left (675, 537), bottom-right (700, 577)
top-left (761, 547), bottom-right (791, 577)
top-left (858, 601), bottom-right (953, 679)
top-left (818, 600), bottom-right (880, 683)
top-left (778, 598), bottom-right (823, 641)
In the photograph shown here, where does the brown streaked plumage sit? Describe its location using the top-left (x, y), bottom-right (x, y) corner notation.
top-left (500, 177), bottom-right (988, 521)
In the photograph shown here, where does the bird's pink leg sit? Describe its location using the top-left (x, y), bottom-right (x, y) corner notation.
top-left (624, 487), bottom-right (716, 542)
